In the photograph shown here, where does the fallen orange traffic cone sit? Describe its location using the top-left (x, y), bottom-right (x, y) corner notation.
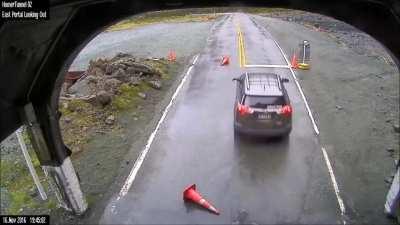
top-left (168, 50), bottom-right (176, 61)
top-left (183, 184), bottom-right (220, 215)
top-left (221, 55), bottom-right (230, 66)
top-left (290, 52), bottom-right (298, 69)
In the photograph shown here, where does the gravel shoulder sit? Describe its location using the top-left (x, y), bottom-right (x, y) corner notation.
top-left (253, 13), bottom-right (399, 224)
top-left (70, 21), bottom-right (214, 71)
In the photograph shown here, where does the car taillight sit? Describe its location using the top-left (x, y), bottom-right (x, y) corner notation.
top-left (278, 105), bottom-right (292, 117)
top-left (237, 103), bottom-right (254, 116)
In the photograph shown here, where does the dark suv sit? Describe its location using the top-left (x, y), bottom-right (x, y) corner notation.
top-left (233, 73), bottom-right (292, 137)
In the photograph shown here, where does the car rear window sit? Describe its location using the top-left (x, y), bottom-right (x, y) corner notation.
top-left (244, 95), bottom-right (285, 108)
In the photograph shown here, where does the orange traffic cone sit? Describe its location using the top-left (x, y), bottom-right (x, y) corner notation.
top-left (183, 184), bottom-right (220, 215)
top-left (221, 55), bottom-right (229, 66)
top-left (168, 50), bottom-right (176, 61)
top-left (290, 52), bottom-right (298, 69)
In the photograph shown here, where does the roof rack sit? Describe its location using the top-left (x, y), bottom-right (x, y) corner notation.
top-left (245, 72), bottom-right (250, 90)
top-left (277, 76), bottom-right (282, 90)
top-left (246, 74), bottom-right (280, 89)
top-left (243, 73), bottom-right (284, 96)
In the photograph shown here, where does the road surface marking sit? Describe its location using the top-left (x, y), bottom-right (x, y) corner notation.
top-left (240, 31), bottom-right (246, 66)
top-left (236, 21), bottom-right (318, 135)
top-left (237, 24), bottom-right (246, 67)
top-left (238, 28), bottom-right (243, 67)
top-left (238, 32), bottom-right (242, 67)
top-left (237, 24), bottom-right (292, 70)
top-left (321, 147), bottom-right (346, 215)
top-left (116, 54), bottom-right (199, 200)
top-left (262, 20), bottom-right (347, 222)
top-left (271, 38), bottom-right (320, 135)
top-left (244, 64), bottom-right (291, 68)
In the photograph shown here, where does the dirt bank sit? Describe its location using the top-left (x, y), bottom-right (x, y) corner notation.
top-left (51, 53), bottom-right (189, 224)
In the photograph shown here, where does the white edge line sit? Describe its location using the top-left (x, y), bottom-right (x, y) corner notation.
top-left (321, 147), bottom-right (346, 215)
top-left (245, 64), bottom-right (291, 68)
top-left (271, 38), bottom-right (320, 135)
top-left (116, 54), bottom-right (199, 200)
top-left (268, 27), bottom-right (347, 220)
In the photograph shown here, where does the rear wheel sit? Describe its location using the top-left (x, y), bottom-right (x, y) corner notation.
top-left (234, 127), bottom-right (240, 137)
top-left (233, 128), bottom-right (245, 147)
top-left (278, 132), bottom-right (290, 141)
top-left (233, 126), bottom-right (243, 139)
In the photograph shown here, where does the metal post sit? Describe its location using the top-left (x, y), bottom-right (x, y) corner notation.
top-left (15, 128), bottom-right (47, 200)
top-left (42, 158), bottom-right (87, 214)
top-left (298, 40), bottom-right (311, 70)
top-left (21, 103), bottom-right (87, 215)
top-left (42, 168), bottom-right (70, 210)
top-left (385, 167), bottom-right (400, 218)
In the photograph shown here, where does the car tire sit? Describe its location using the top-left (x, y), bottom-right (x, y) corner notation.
top-left (234, 128), bottom-right (242, 138)
top-left (279, 132), bottom-right (290, 141)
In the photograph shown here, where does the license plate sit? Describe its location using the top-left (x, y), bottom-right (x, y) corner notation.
top-left (258, 113), bottom-right (271, 119)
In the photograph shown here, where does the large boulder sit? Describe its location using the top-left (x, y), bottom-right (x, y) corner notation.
top-left (68, 79), bottom-right (92, 97)
top-left (96, 90), bottom-right (113, 106)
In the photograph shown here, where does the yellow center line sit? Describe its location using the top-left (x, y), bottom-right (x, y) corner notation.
top-left (237, 28), bottom-right (242, 67)
top-left (236, 23), bottom-right (247, 68)
top-left (241, 31), bottom-right (246, 66)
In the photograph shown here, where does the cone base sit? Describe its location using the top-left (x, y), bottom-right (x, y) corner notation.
top-left (290, 54), bottom-right (298, 69)
top-left (298, 63), bottom-right (310, 70)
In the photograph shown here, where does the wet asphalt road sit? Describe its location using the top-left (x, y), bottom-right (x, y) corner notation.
top-left (100, 13), bottom-right (341, 224)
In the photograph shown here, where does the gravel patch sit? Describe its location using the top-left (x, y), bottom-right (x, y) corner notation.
top-left (0, 132), bottom-right (20, 162)
top-left (70, 22), bottom-right (214, 70)
top-left (258, 10), bottom-right (396, 66)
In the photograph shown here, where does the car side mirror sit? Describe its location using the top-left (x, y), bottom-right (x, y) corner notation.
top-left (281, 78), bottom-right (289, 83)
top-left (232, 78), bottom-right (240, 82)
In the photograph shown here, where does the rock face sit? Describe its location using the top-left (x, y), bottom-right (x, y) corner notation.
top-left (65, 53), bottom-right (164, 103)
top-left (68, 79), bottom-right (92, 97)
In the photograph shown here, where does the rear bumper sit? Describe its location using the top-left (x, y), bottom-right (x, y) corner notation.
top-left (234, 121), bottom-right (292, 137)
